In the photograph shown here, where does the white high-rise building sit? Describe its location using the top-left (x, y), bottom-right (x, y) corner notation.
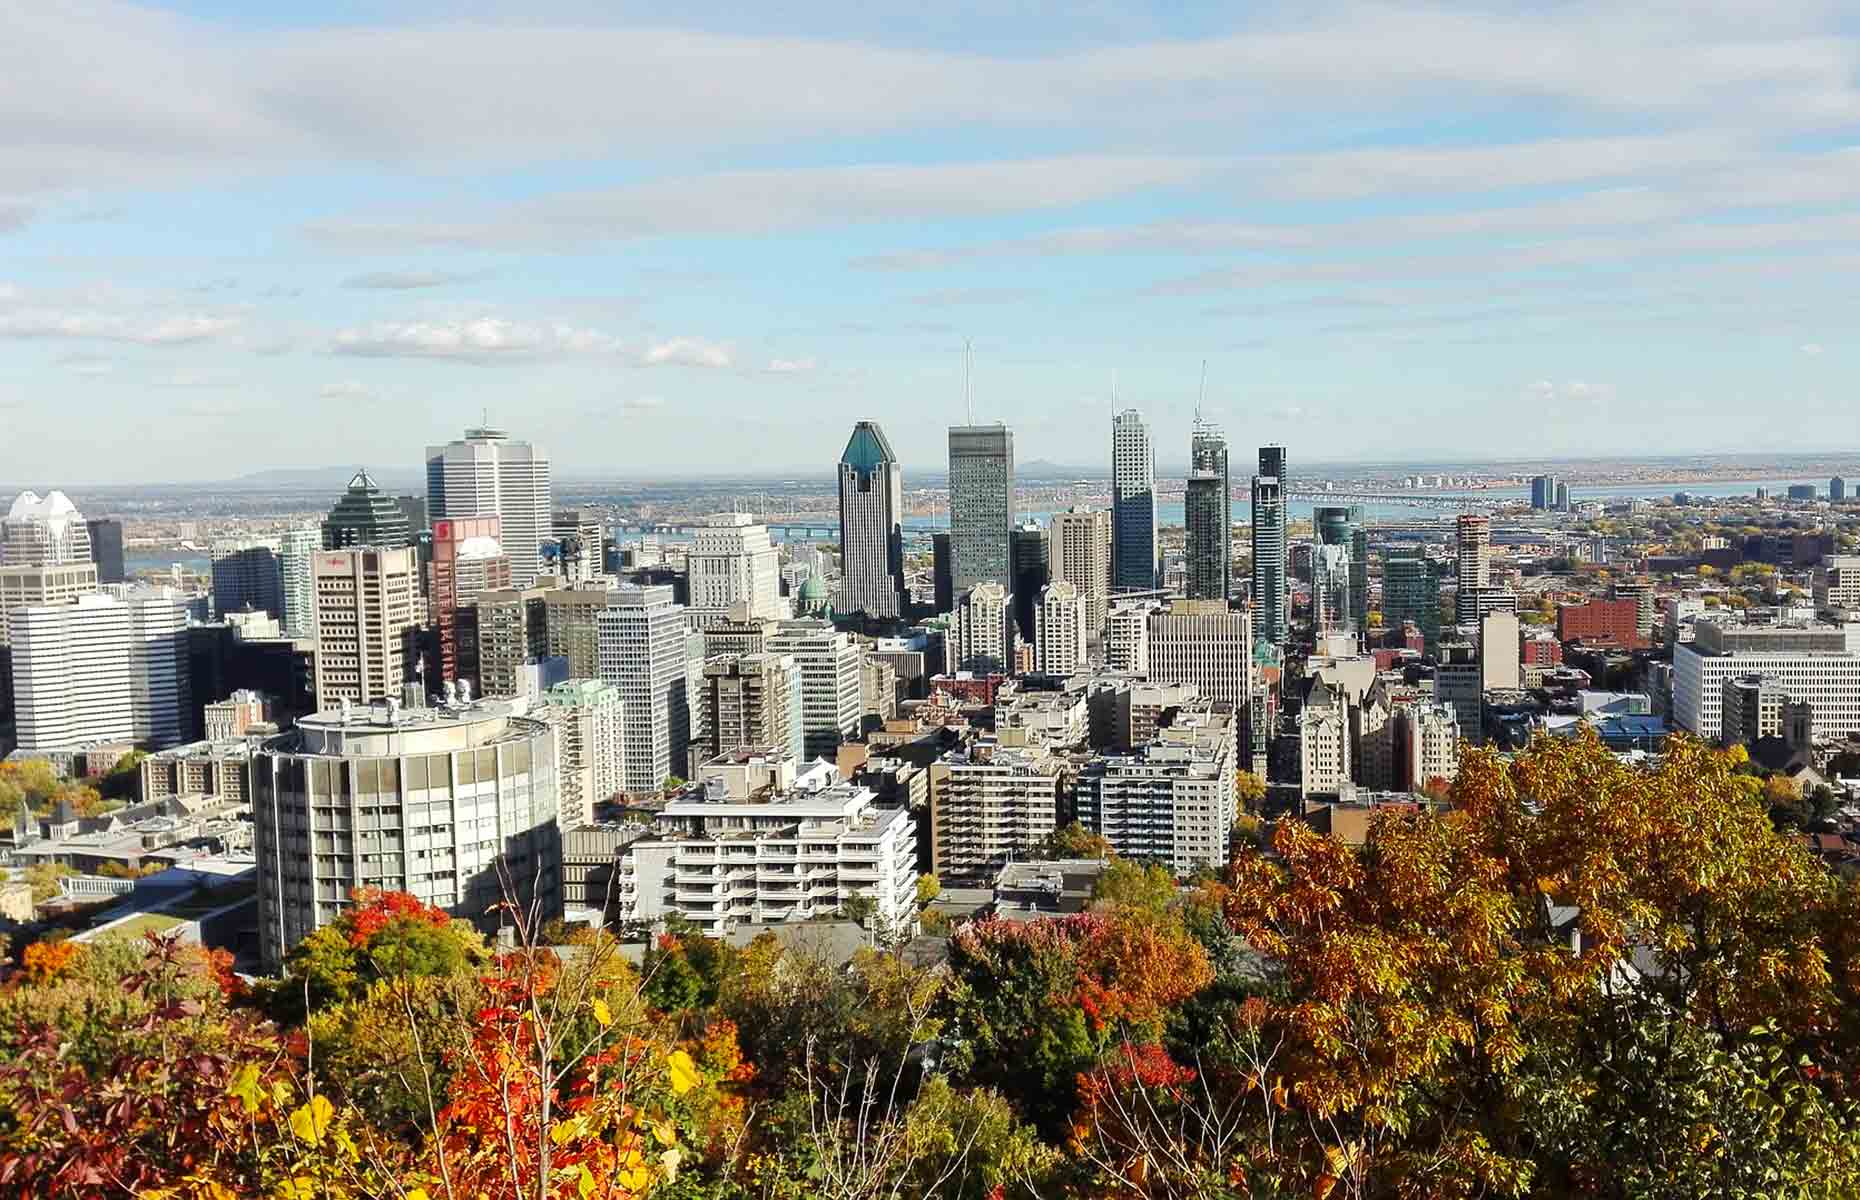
top-left (1111, 409), bottom-right (1159, 591)
top-left (949, 582), bottom-right (1015, 674)
top-left (1146, 599), bottom-right (1253, 708)
top-left (124, 586), bottom-right (191, 747)
top-left (279, 526), bottom-right (319, 639)
top-left (764, 620), bottom-right (863, 761)
top-left (1, 490), bottom-right (93, 566)
top-left (12, 594), bottom-right (134, 749)
top-left (312, 547), bottom-right (422, 707)
top-left (1035, 581), bottom-right (1088, 676)
top-left (596, 584), bottom-right (691, 793)
top-left (1454, 514), bottom-right (1491, 626)
top-left (688, 513), bottom-right (781, 623)
top-left (1106, 600), bottom-right (1158, 675)
top-left (1673, 621), bottom-right (1860, 741)
top-left (542, 678), bottom-right (625, 825)
top-left (1049, 507), bottom-right (1111, 637)
top-left (425, 426), bottom-right (552, 586)
top-left (837, 420), bottom-right (906, 619)
top-left (1079, 705), bottom-right (1235, 874)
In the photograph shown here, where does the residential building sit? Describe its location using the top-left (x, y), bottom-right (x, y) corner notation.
top-left (210, 537), bottom-right (285, 621)
top-left (1146, 599), bottom-right (1252, 708)
top-left (278, 526), bottom-right (319, 639)
top-left (251, 699), bottom-right (562, 972)
top-left (1079, 705), bottom-right (1235, 874)
top-left (1299, 676), bottom-right (1352, 796)
top-left (430, 516), bottom-right (510, 683)
top-left (862, 656), bottom-right (899, 725)
top-left (311, 547), bottom-right (421, 707)
top-left (426, 426), bottom-right (553, 586)
top-left (1050, 506), bottom-right (1111, 636)
top-left (11, 594), bottom-right (133, 749)
top-left (1126, 680), bottom-right (1201, 750)
top-left (1185, 421), bottom-right (1231, 601)
top-left (703, 608), bottom-right (781, 658)
top-left (1106, 598), bottom-right (1157, 675)
top-left (1454, 514), bottom-right (1491, 625)
top-left (1673, 621), bottom-right (1860, 740)
top-left (947, 424), bottom-right (1015, 593)
top-left (1611, 577), bottom-right (1658, 639)
top-left (1393, 702), bottom-right (1460, 791)
top-left (949, 582), bottom-right (1015, 674)
top-left (542, 678), bottom-right (624, 824)
top-left (86, 517), bottom-right (125, 584)
top-left (1035, 581), bottom-right (1089, 675)
top-left (929, 740), bottom-right (1065, 880)
top-left (474, 584), bottom-right (552, 698)
top-left (688, 513), bottom-right (782, 622)
top-left (764, 621), bottom-right (863, 761)
top-left (702, 652), bottom-right (804, 763)
top-left (1251, 445), bottom-right (1288, 648)
top-left (1111, 408), bottom-right (1159, 591)
top-left (321, 470), bottom-right (411, 550)
top-left (613, 779), bottom-right (918, 935)
top-left (596, 584), bottom-right (691, 793)
top-left (836, 420), bottom-right (907, 618)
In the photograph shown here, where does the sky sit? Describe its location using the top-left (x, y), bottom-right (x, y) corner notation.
top-left (1, 1), bottom-right (1856, 483)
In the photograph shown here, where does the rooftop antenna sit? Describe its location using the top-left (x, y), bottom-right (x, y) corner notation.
top-left (1194, 359), bottom-right (1208, 427)
top-left (964, 338), bottom-right (974, 426)
top-left (1112, 369), bottom-right (1119, 407)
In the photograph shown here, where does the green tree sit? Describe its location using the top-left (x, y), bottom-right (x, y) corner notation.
top-left (22, 861), bottom-right (74, 904)
top-left (1035, 820), bottom-right (1113, 860)
top-left (1235, 769), bottom-right (1266, 810)
top-left (1090, 859), bottom-right (1176, 916)
top-left (914, 873), bottom-right (942, 907)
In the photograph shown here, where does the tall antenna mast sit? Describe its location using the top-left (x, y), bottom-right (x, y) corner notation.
top-left (1195, 359), bottom-right (1207, 425)
top-left (964, 339), bottom-right (974, 426)
top-left (1112, 368), bottom-right (1119, 407)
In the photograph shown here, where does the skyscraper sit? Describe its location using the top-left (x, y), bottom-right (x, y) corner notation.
top-left (322, 470), bottom-right (412, 551)
top-left (1, 490), bottom-right (92, 566)
top-left (1008, 521), bottom-right (1047, 645)
top-left (1454, 514), bottom-right (1492, 626)
top-left (1251, 445), bottom-right (1288, 649)
top-left (1050, 507), bottom-right (1111, 637)
top-left (209, 537), bottom-right (285, 620)
top-left (596, 584), bottom-right (691, 793)
top-left (1530, 474), bottom-right (1558, 511)
top-left (11, 595), bottom-right (133, 749)
top-left (1382, 552), bottom-right (1441, 652)
top-left (763, 621), bottom-right (863, 761)
top-left (947, 424), bottom-right (1015, 594)
top-left (426, 426), bottom-right (553, 586)
top-left (312, 546), bottom-right (422, 707)
top-left (837, 420), bottom-right (906, 619)
top-left (1035, 581), bottom-right (1088, 675)
top-left (123, 585), bottom-right (191, 747)
top-left (431, 516), bottom-right (511, 684)
top-left (549, 508), bottom-right (604, 585)
top-left (85, 518), bottom-right (125, 584)
top-left (688, 513), bottom-right (781, 623)
top-left (931, 532), bottom-right (955, 615)
top-left (1185, 421), bottom-right (1231, 602)
top-left (702, 652), bottom-right (804, 762)
top-left (1314, 505), bottom-right (1368, 632)
top-left (1111, 409), bottom-right (1158, 591)
top-left (949, 582), bottom-right (1015, 674)
top-left (278, 526), bottom-right (319, 640)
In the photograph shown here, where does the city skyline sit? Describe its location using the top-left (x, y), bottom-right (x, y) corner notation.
top-left (3, 2), bottom-right (1857, 483)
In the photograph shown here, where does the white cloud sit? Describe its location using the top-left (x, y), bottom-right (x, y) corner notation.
top-left (638, 337), bottom-right (732, 369)
top-left (1524, 379), bottom-right (1615, 408)
top-left (1801, 342), bottom-right (1825, 355)
top-left (624, 394), bottom-right (667, 410)
top-left (329, 318), bottom-right (621, 363)
top-left (341, 269), bottom-right (486, 290)
top-left (0, 310), bottom-right (239, 345)
top-left (764, 357), bottom-right (818, 374)
top-left (319, 379), bottom-right (373, 399)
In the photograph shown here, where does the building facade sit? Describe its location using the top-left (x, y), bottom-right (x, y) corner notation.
top-left (1111, 409), bottom-right (1159, 591)
top-left (1251, 445), bottom-right (1288, 648)
top-left (431, 516), bottom-right (510, 684)
top-left (688, 513), bottom-right (782, 622)
top-left (426, 427), bottom-right (553, 586)
top-left (278, 526), bottom-right (319, 640)
top-left (947, 424), bottom-right (1016, 594)
top-left (1185, 422), bottom-right (1231, 602)
top-left (596, 584), bottom-right (691, 793)
top-left (1673, 622), bottom-right (1860, 741)
top-left (210, 537), bottom-right (285, 620)
top-left (311, 547), bottom-right (422, 707)
top-left (1050, 507), bottom-right (1111, 637)
top-left (1079, 706), bottom-right (1234, 874)
top-left (1034, 581), bottom-right (1089, 676)
top-left (836, 420), bottom-right (907, 618)
top-left (949, 582), bottom-right (1015, 674)
top-left (1146, 599), bottom-right (1252, 708)
top-left (86, 517), bottom-right (125, 584)
top-left (763, 621), bottom-right (863, 761)
top-left (542, 678), bottom-right (624, 824)
top-left (11, 594), bottom-right (134, 749)
top-left (929, 741), bottom-right (1064, 880)
top-left (321, 470), bottom-right (411, 551)
top-left (702, 652), bottom-right (804, 763)
top-left (1454, 514), bottom-right (1491, 626)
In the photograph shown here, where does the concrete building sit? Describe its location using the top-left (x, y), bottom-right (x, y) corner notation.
top-left (836, 420), bottom-right (906, 618)
top-left (1435, 638), bottom-right (1483, 744)
top-left (209, 537), bottom-right (285, 621)
top-left (543, 583), bottom-right (617, 679)
top-left (1035, 581), bottom-right (1089, 676)
top-left (124, 586), bottom-right (191, 747)
top-left (1, 490), bottom-right (93, 566)
top-left (1611, 577), bottom-right (1658, 639)
top-left (11, 594), bottom-right (133, 749)
top-left (311, 547), bottom-right (421, 708)
top-left (688, 513), bottom-right (782, 623)
top-left (321, 470), bottom-right (411, 550)
top-left (1720, 673), bottom-right (1787, 747)
top-left (474, 584), bottom-right (552, 698)
top-left (1312, 543), bottom-right (1354, 635)
top-left (1393, 702), bottom-right (1460, 791)
top-left (1111, 408), bottom-right (1159, 592)
top-left (426, 426), bottom-right (553, 586)
top-left (204, 689), bottom-right (269, 740)
top-left (431, 516), bottom-right (510, 684)
top-left (1126, 680), bottom-right (1201, 750)
top-left (596, 584), bottom-right (691, 793)
top-left (251, 698), bottom-right (562, 972)
top-left (702, 652), bottom-right (804, 763)
top-left (1481, 611), bottom-right (1522, 691)
top-left (1299, 676), bottom-right (1352, 797)
top-left (1050, 507), bottom-right (1111, 636)
top-left (278, 526), bottom-right (319, 640)
top-left (1106, 598), bottom-right (1157, 675)
top-left (86, 517), bottom-right (125, 585)
top-left (1558, 598), bottom-right (1645, 647)
top-left (613, 778), bottom-right (918, 935)
top-left (542, 678), bottom-right (624, 824)
top-left (764, 621), bottom-right (863, 761)
top-left (947, 424), bottom-right (1016, 593)
top-left (1674, 621), bottom-right (1860, 741)
top-left (1382, 552), bottom-right (1440, 653)
top-left (1146, 599), bottom-right (1252, 708)
top-left (929, 740), bottom-right (1065, 880)
top-left (549, 508), bottom-right (605, 584)
top-left (0, 562), bottom-right (99, 647)
top-left (949, 582), bottom-right (1015, 674)
top-left (1251, 445), bottom-right (1288, 648)
top-left (1454, 514), bottom-right (1491, 625)
top-left (1185, 421), bottom-right (1231, 602)
top-left (1816, 556), bottom-right (1860, 611)
top-left (1079, 704), bottom-right (1234, 874)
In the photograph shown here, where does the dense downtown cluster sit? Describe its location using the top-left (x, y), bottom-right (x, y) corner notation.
top-left (3, 732), bottom-right (1858, 1197)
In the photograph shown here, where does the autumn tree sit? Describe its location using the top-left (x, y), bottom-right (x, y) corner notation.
top-left (1037, 821), bottom-right (1114, 860)
top-left (264, 887), bottom-right (488, 1020)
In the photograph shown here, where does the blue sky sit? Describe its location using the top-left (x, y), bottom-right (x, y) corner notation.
top-left (1, 1), bottom-right (1856, 483)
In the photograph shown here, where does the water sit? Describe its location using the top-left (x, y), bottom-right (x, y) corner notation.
top-left (127, 551), bottom-right (210, 576)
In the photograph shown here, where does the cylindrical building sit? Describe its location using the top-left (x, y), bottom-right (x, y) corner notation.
top-left (252, 698), bottom-right (561, 972)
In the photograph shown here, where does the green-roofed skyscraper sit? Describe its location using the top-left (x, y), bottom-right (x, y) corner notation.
top-left (837, 420), bottom-right (905, 618)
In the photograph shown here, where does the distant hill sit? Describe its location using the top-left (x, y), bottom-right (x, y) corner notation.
top-left (224, 466), bottom-right (425, 490)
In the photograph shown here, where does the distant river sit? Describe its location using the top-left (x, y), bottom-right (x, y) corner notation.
top-left (127, 551), bottom-right (210, 576)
